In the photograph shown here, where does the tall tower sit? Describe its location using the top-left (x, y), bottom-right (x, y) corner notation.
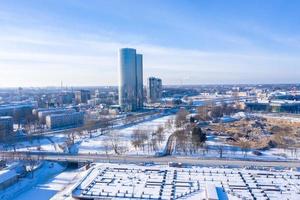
top-left (118, 48), bottom-right (143, 111)
top-left (119, 48), bottom-right (137, 111)
top-left (136, 54), bottom-right (143, 109)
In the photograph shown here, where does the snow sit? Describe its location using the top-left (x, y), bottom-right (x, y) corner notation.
top-left (78, 115), bottom-right (175, 155)
top-left (13, 168), bottom-right (79, 200)
top-left (0, 134), bottom-right (67, 153)
top-left (0, 162), bottom-right (65, 200)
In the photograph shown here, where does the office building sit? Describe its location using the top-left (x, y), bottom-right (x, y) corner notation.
top-left (0, 116), bottom-right (13, 140)
top-left (46, 112), bottom-right (84, 129)
top-left (118, 48), bottom-right (143, 111)
top-left (147, 77), bottom-right (162, 103)
top-left (75, 90), bottom-right (91, 104)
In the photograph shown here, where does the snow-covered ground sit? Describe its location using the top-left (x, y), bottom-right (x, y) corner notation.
top-left (0, 113), bottom-right (174, 156)
top-left (0, 134), bottom-right (67, 153)
top-left (78, 115), bottom-right (175, 155)
top-left (1, 112), bottom-right (299, 161)
top-left (0, 161), bottom-right (88, 200)
top-left (0, 162), bottom-right (65, 200)
top-left (172, 134), bottom-right (300, 161)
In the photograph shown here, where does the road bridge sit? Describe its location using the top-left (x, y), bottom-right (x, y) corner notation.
top-left (1, 151), bottom-right (300, 168)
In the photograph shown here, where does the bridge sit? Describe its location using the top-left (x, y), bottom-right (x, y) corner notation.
top-left (1, 151), bottom-right (300, 168)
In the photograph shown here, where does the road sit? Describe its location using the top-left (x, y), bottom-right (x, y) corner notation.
top-left (1, 151), bottom-right (300, 168)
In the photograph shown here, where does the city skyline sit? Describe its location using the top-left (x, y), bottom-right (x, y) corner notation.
top-left (1, 0), bottom-right (300, 87)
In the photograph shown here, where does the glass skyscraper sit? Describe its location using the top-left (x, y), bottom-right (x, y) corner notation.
top-left (118, 48), bottom-right (143, 111)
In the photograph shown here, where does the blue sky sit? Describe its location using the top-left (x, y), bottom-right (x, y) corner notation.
top-left (0, 0), bottom-right (300, 87)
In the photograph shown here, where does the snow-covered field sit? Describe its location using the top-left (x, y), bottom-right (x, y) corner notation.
top-left (0, 134), bottom-right (67, 153)
top-left (78, 115), bottom-right (175, 155)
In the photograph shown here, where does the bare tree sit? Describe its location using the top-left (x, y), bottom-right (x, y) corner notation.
top-left (165, 118), bottom-right (174, 129)
top-left (175, 108), bottom-right (189, 128)
top-left (197, 105), bottom-right (211, 121)
top-left (109, 131), bottom-right (127, 155)
top-left (217, 145), bottom-right (224, 158)
top-left (210, 106), bottom-right (224, 119)
top-left (238, 139), bottom-right (251, 158)
top-left (174, 129), bottom-right (189, 155)
top-left (156, 126), bottom-right (165, 144)
top-left (139, 130), bottom-right (149, 152)
top-left (131, 129), bottom-right (143, 151)
top-left (103, 136), bottom-right (111, 157)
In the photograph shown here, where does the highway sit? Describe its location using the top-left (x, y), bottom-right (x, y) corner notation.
top-left (1, 151), bottom-right (300, 168)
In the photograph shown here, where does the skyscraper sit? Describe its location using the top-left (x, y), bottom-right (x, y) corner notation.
top-left (136, 54), bottom-right (143, 109)
top-left (147, 77), bottom-right (162, 103)
top-left (118, 48), bottom-right (143, 111)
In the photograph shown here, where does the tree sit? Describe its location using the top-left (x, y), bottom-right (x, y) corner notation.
top-left (175, 108), bottom-right (189, 128)
top-left (165, 118), bottom-right (173, 129)
top-left (109, 131), bottom-right (122, 155)
top-left (238, 139), bottom-right (251, 157)
top-left (131, 129), bottom-right (143, 150)
top-left (191, 126), bottom-right (206, 152)
top-left (149, 132), bottom-right (158, 152)
top-left (217, 145), bottom-right (224, 158)
top-left (156, 126), bottom-right (165, 144)
top-left (103, 136), bottom-right (112, 159)
top-left (174, 129), bottom-right (189, 155)
top-left (197, 105), bottom-right (211, 121)
top-left (192, 126), bottom-right (206, 143)
top-left (24, 113), bottom-right (38, 133)
top-left (210, 106), bottom-right (223, 119)
top-left (222, 103), bottom-right (236, 116)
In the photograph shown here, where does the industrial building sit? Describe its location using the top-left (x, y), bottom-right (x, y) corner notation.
top-left (118, 48), bottom-right (143, 111)
top-left (246, 100), bottom-right (300, 113)
top-left (46, 111), bottom-right (84, 129)
top-left (147, 77), bottom-right (162, 103)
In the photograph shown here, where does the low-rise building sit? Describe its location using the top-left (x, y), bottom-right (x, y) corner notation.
top-left (37, 108), bottom-right (75, 124)
top-left (46, 112), bottom-right (84, 129)
top-left (0, 102), bottom-right (37, 122)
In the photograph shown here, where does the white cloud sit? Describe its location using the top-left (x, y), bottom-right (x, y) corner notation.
top-left (0, 26), bottom-right (300, 87)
